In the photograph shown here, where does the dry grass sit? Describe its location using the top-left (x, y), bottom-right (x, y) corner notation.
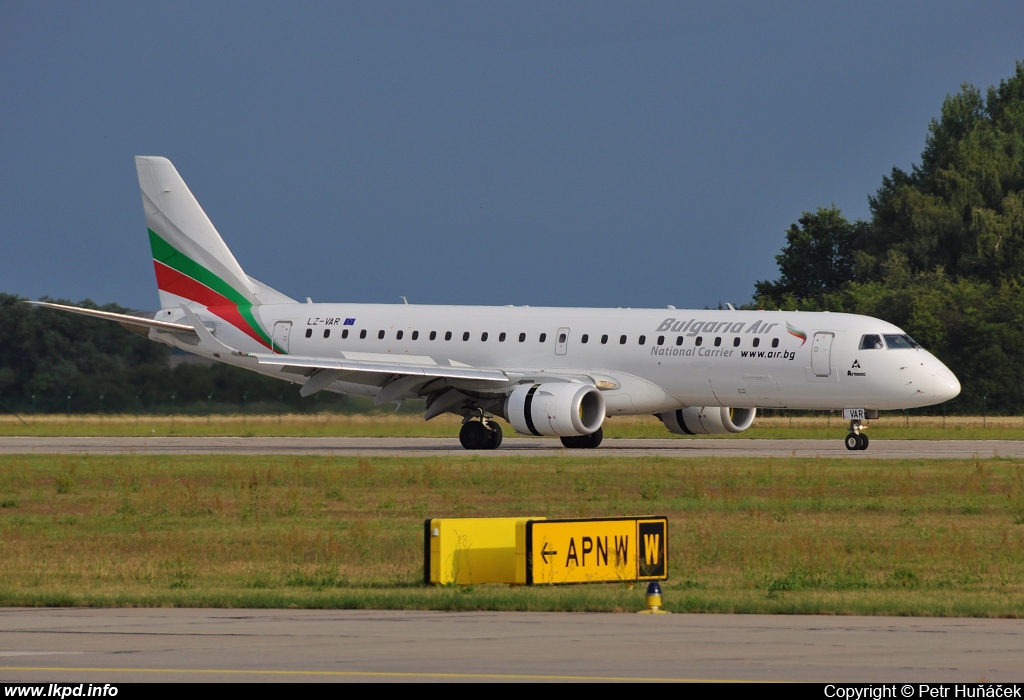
top-left (1, 453), bottom-right (1022, 615)
top-left (0, 412), bottom-right (1021, 439)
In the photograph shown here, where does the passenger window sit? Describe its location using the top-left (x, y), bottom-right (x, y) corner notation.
top-left (732, 337), bottom-right (740, 347)
top-left (378, 330), bottom-right (385, 339)
top-left (481, 332), bottom-right (488, 341)
top-left (638, 335), bottom-right (646, 345)
top-left (695, 337), bottom-right (703, 347)
top-left (499, 332), bottom-right (506, 342)
top-left (324, 329), bottom-right (330, 338)
top-left (772, 338), bottom-right (779, 348)
top-left (601, 334), bottom-right (608, 344)
top-left (581, 334), bottom-right (589, 344)
top-left (396, 330), bottom-right (403, 340)
top-left (714, 337), bottom-right (721, 347)
top-left (619, 335), bottom-right (627, 345)
top-left (463, 332), bottom-right (470, 341)
top-left (676, 336), bottom-right (683, 346)
top-left (558, 333), bottom-right (566, 343)
top-left (342, 329), bottom-right (349, 339)
top-left (360, 329), bottom-right (367, 339)
top-left (445, 331), bottom-right (452, 341)
top-left (305, 328), bottom-right (312, 338)
top-left (657, 336), bottom-right (665, 345)
top-left (519, 333), bottom-right (526, 342)
top-left (539, 333), bottom-right (547, 342)
top-left (412, 331), bottom-right (419, 340)
top-left (752, 337), bottom-right (759, 348)
top-left (429, 331), bottom-right (437, 340)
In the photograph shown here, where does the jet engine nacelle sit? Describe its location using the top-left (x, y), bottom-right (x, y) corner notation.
top-left (505, 382), bottom-right (606, 437)
top-left (658, 406), bottom-right (756, 435)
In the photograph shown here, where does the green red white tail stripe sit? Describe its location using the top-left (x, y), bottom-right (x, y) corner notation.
top-left (149, 228), bottom-right (277, 351)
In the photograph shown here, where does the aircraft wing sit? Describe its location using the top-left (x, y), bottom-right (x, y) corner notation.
top-left (247, 352), bottom-right (509, 383)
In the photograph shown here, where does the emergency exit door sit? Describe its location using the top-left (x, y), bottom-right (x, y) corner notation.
top-left (272, 321), bottom-right (291, 354)
top-left (555, 327), bottom-right (570, 355)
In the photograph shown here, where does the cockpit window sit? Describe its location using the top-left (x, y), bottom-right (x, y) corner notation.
top-left (860, 334), bottom-right (883, 350)
top-left (883, 334), bottom-right (920, 350)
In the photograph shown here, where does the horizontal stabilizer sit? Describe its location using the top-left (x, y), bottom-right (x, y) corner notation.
top-left (26, 301), bottom-right (196, 334)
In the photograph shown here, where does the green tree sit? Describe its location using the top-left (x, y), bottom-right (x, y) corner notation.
top-left (0, 293), bottom-right (355, 414)
top-left (754, 206), bottom-right (864, 307)
top-left (863, 63), bottom-right (1024, 282)
top-left (754, 62), bottom-right (1024, 412)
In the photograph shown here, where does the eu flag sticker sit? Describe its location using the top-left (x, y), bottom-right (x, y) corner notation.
top-left (344, 318), bottom-right (356, 326)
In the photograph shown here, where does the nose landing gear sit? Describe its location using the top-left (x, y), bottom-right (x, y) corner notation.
top-left (845, 418), bottom-right (869, 450)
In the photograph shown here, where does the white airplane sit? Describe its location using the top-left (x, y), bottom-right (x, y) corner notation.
top-left (32, 156), bottom-right (961, 450)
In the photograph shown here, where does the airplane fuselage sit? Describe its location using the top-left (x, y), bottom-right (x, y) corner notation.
top-left (156, 303), bottom-right (961, 414)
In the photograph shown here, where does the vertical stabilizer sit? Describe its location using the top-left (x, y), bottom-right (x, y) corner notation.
top-left (137, 156), bottom-right (276, 350)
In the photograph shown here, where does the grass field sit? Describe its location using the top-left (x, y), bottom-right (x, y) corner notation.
top-left (1, 453), bottom-right (1022, 615)
top-left (2, 412), bottom-right (1023, 439)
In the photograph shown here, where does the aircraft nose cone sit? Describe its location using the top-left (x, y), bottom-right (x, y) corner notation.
top-left (933, 370), bottom-right (961, 401)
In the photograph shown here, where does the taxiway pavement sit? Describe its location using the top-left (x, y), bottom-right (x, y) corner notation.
top-left (1, 436), bottom-right (1022, 458)
top-left (0, 608), bottom-right (1021, 682)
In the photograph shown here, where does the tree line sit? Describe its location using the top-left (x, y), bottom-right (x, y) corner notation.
top-left (0, 294), bottom-right (355, 415)
top-left (754, 62), bottom-right (1024, 413)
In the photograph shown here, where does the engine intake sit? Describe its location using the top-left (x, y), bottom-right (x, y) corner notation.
top-left (658, 406), bottom-right (756, 435)
top-left (505, 383), bottom-right (606, 437)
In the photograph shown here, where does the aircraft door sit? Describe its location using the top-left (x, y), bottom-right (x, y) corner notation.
top-left (272, 321), bottom-right (292, 354)
top-left (811, 332), bottom-right (834, 377)
top-left (555, 327), bottom-right (570, 355)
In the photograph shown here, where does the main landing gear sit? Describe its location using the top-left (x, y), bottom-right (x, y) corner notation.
top-left (845, 418), bottom-right (869, 451)
top-left (560, 427), bottom-right (604, 449)
top-left (459, 419), bottom-right (503, 450)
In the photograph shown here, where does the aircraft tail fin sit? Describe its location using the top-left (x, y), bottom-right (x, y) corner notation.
top-left (136, 156), bottom-right (278, 350)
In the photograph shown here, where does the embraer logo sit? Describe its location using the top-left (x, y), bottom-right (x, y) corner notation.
top-left (656, 318), bottom-right (780, 336)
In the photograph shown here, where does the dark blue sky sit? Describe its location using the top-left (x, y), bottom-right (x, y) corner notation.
top-left (3, 2), bottom-right (1023, 311)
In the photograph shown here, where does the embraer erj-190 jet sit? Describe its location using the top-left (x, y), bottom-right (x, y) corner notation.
top-left (33, 157), bottom-right (962, 450)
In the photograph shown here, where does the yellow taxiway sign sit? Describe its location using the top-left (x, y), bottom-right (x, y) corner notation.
top-left (527, 517), bottom-right (667, 585)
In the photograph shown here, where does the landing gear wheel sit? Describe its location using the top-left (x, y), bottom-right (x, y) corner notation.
top-left (559, 427), bottom-right (604, 449)
top-left (845, 433), bottom-right (860, 451)
top-left (486, 422), bottom-right (503, 450)
top-left (459, 421), bottom-right (490, 450)
top-left (857, 433), bottom-right (869, 450)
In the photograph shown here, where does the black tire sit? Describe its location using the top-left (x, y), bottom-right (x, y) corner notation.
top-left (560, 428), bottom-right (603, 449)
top-left (459, 421), bottom-right (490, 450)
top-left (486, 423), bottom-right (503, 450)
top-left (858, 433), bottom-right (869, 450)
top-left (845, 433), bottom-right (860, 451)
